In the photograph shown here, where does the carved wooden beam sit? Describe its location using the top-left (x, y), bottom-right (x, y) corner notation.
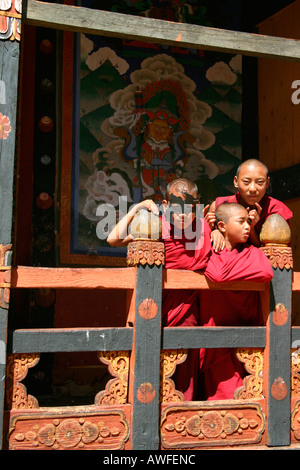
top-left (23, 0), bottom-right (300, 62)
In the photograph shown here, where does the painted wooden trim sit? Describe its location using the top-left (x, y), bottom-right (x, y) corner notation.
top-left (162, 326), bottom-right (266, 349)
top-left (9, 327), bottom-right (133, 353)
top-left (23, 0), bottom-right (300, 61)
top-left (9, 325), bottom-right (266, 353)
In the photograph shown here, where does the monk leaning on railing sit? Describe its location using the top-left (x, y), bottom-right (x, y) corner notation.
top-left (107, 176), bottom-right (274, 402)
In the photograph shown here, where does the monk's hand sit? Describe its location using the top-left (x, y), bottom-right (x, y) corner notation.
top-left (137, 199), bottom-right (159, 216)
top-left (247, 203), bottom-right (262, 229)
top-left (204, 205), bottom-right (217, 229)
top-left (210, 229), bottom-right (225, 252)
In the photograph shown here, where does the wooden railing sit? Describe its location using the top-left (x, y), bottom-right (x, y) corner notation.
top-left (2, 214), bottom-right (300, 450)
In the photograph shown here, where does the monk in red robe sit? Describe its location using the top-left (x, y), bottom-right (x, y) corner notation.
top-left (107, 177), bottom-right (218, 400)
top-left (205, 159), bottom-right (293, 247)
top-left (199, 202), bottom-right (273, 400)
top-left (160, 178), bottom-right (213, 400)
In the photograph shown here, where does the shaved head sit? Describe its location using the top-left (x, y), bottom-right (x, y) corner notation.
top-left (166, 178), bottom-right (198, 200)
top-left (215, 202), bottom-right (248, 224)
top-left (236, 159), bottom-right (269, 178)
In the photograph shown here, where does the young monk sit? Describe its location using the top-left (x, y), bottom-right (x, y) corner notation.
top-left (199, 202), bottom-right (273, 401)
top-left (205, 158), bottom-right (293, 246)
top-left (107, 178), bottom-right (215, 400)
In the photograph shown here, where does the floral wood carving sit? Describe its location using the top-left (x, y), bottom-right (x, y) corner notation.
top-left (161, 403), bottom-right (265, 448)
top-left (95, 351), bottom-right (129, 405)
top-left (160, 350), bottom-right (187, 403)
top-left (234, 348), bottom-right (300, 399)
top-left (260, 246), bottom-right (293, 270)
top-left (127, 240), bottom-right (165, 266)
top-left (234, 349), bottom-right (264, 400)
top-left (6, 353), bottom-right (40, 409)
top-left (9, 410), bottom-right (130, 450)
top-left (291, 348), bottom-right (300, 397)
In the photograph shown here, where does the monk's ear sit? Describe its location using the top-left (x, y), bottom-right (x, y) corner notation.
top-left (266, 177), bottom-right (270, 189)
top-left (233, 175), bottom-right (239, 189)
top-left (217, 221), bottom-right (226, 234)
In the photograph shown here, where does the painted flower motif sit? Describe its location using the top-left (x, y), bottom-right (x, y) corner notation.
top-left (0, 113), bottom-right (11, 139)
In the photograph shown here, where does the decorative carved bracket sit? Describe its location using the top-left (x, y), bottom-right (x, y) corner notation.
top-left (96, 351), bottom-right (129, 405)
top-left (160, 350), bottom-right (187, 403)
top-left (234, 349), bottom-right (264, 399)
top-left (6, 353), bottom-right (40, 409)
top-left (235, 348), bottom-right (300, 399)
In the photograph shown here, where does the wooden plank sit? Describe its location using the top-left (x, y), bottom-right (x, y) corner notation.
top-left (8, 327), bottom-right (133, 353)
top-left (11, 266), bottom-right (136, 289)
top-left (23, 0), bottom-right (300, 62)
top-left (162, 326), bottom-right (266, 349)
top-left (292, 271), bottom-right (300, 291)
top-left (0, 43), bottom-right (20, 244)
top-left (8, 405), bottom-right (132, 450)
top-left (9, 325), bottom-right (266, 353)
top-left (265, 265), bottom-right (292, 447)
top-left (163, 269), bottom-right (267, 291)
top-left (0, 38), bottom-right (21, 451)
top-left (11, 265), bottom-right (267, 291)
top-left (130, 264), bottom-right (162, 450)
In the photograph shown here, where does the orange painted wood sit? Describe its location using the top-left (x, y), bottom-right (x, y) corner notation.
top-left (11, 266), bottom-right (267, 292)
top-left (293, 272), bottom-right (300, 291)
top-left (11, 266), bottom-right (136, 289)
top-left (163, 269), bottom-right (267, 291)
top-left (6, 404), bottom-right (132, 450)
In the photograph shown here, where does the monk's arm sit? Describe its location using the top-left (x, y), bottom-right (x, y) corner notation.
top-left (107, 200), bottom-right (159, 247)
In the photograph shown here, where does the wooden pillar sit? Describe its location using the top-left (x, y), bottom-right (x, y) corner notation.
top-left (0, 0), bottom-right (21, 449)
top-left (127, 209), bottom-right (164, 450)
top-left (260, 214), bottom-right (293, 447)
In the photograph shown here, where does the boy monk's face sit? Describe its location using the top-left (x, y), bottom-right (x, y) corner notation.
top-left (234, 163), bottom-right (270, 207)
top-left (221, 206), bottom-right (251, 247)
top-left (167, 187), bottom-right (198, 230)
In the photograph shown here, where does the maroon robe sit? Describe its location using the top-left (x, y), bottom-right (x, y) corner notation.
top-left (215, 194), bottom-right (293, 235)
top-left (199, 245), bottom-right (273, 400)
top-left (161, 214), bottom-right (212, 400)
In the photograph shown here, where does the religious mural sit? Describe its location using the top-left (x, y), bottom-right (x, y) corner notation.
top-left (61, 0), bottom-right (242, 264)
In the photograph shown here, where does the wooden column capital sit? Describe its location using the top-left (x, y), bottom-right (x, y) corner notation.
top-left (126, 209), bottom-right (165, 267)
top-left (127, 240), bottom-right (165, 267)
top-left (260, 214), bottom-right (293, 269)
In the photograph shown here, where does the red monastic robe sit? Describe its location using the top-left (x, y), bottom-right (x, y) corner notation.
top-left (215, 194), bottom-right (293, 234)
top-left (161, 214), bottom-right (212, 400)
top-left (199, 245), bottom-right (273, 401)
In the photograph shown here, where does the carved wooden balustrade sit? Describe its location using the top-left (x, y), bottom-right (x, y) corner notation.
top-left (2, 212), bottom-right (300, 449)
